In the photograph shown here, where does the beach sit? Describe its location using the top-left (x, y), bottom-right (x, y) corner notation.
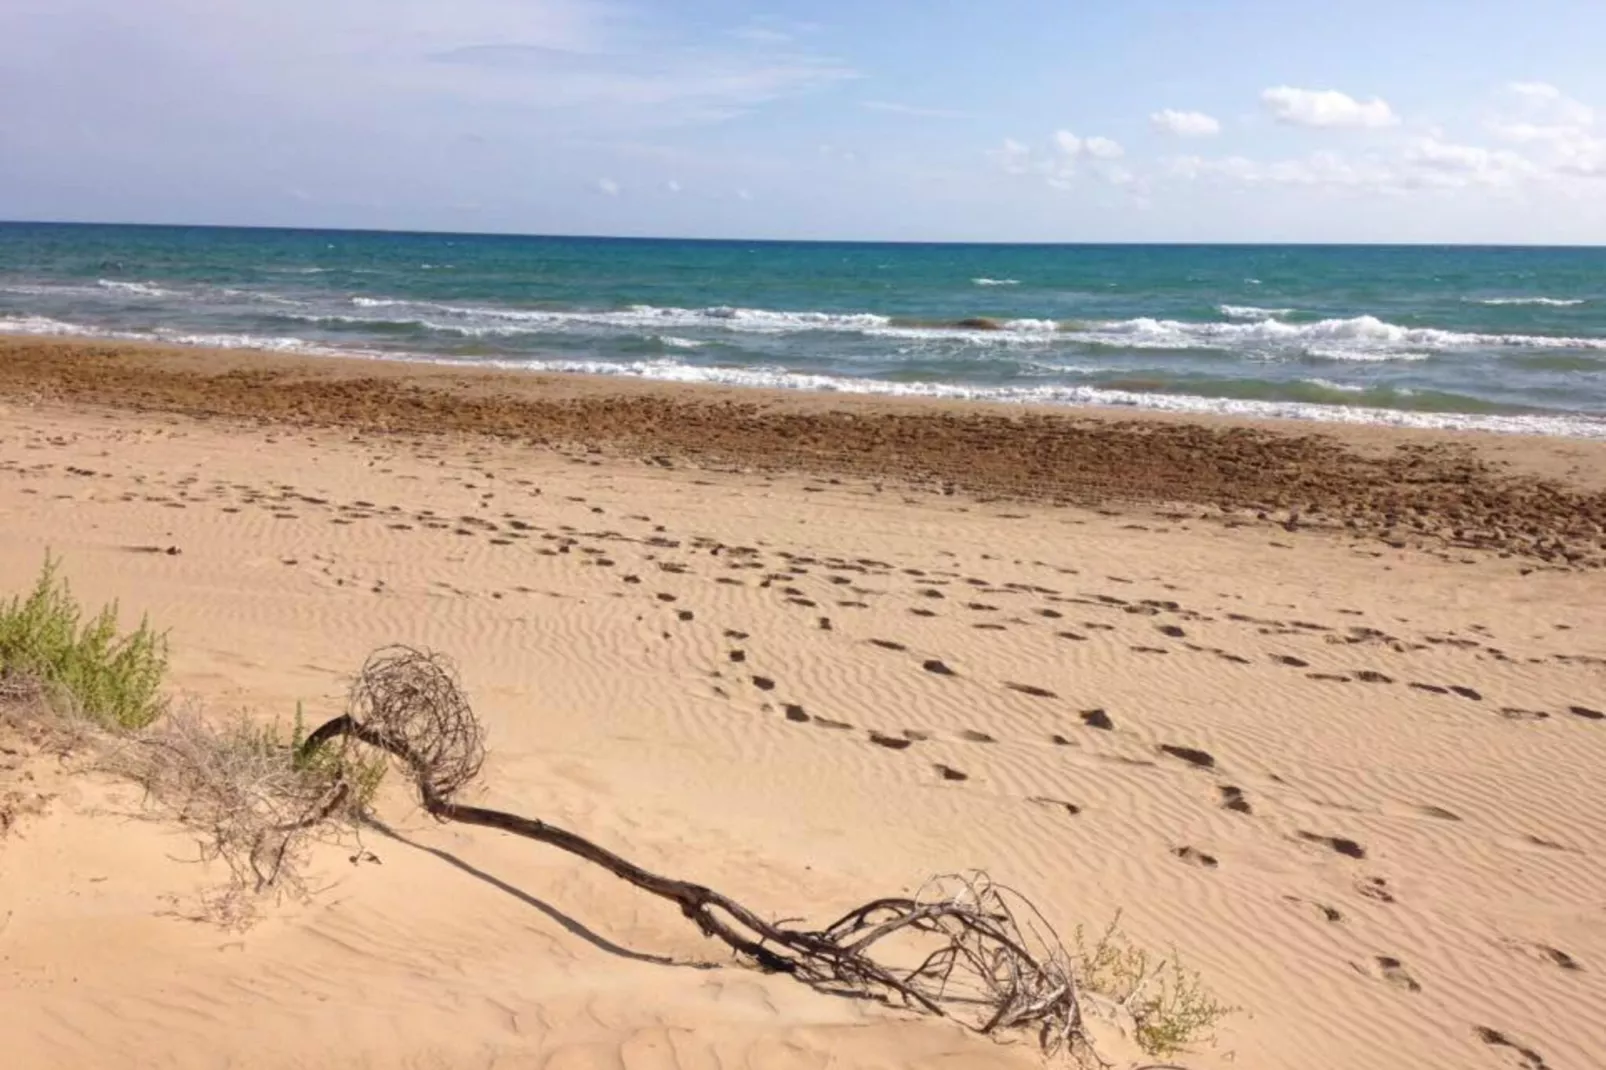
top-left (3, 337), bottom-right (1606, 1069)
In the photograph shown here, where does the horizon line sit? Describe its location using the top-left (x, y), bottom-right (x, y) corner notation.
top-left (3, 218), bottom-right (1606, 251)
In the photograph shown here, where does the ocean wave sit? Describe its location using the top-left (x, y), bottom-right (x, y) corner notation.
top-left (311, 301), bottom-right (1606, 359)
top-left (0, 313), bottom-right (347, 355)
top-left (1472, 297), bottom-right (1587, 307)
top-left (345, 298), bottom-right (894, 333)
top-left (1219, 304), bottom-right (1294, 320)
top-left (437, 355), bottom-right (1606, 439)
top-left (1069, 315), bottom-right (1606, 358)
top-left (0, 315), bottom-right (96, 336)
top-left (97, 279), bottom-right (171, 297)
top-left (972, 277), bottom-right (1020, 286)
top-left (7, 314), bottom-right (1604, 438)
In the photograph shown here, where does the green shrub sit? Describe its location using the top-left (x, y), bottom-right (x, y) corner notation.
top-left (0, 555), bottom-right (169, 729)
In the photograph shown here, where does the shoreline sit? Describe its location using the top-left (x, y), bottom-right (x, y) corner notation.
top-left (4, 334), bottom-right (1606, 567)
top-left (8, 320), bottom-right (1606, 441)
top-left (4, 367), bottom-right (1605, 1070)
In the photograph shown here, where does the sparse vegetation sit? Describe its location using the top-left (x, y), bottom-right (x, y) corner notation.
top-left (0, 555), bottom-right (168, 729)
top-left (293, 645), bottom-right (1234, 1065)
top-left (1, 558), bottom-right (1228, 1061)
top-left (1078, 913), bottom-right (1237, 1057)
top-left (115, 702), bottom-right (382, 923)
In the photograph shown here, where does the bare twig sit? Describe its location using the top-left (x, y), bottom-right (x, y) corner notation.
top-left (300, 646), bottom-right (1090, 1056)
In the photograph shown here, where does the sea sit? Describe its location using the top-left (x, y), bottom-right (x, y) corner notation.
top-left (3, 222), bottom-right (1605, 437)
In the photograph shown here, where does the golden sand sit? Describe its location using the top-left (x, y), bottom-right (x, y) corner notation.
top-left (2, 338), bottom-right (1604, 1069)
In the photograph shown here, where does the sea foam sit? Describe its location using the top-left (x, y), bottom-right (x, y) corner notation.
top-left (1473, 297), bottom-right (1587, 307)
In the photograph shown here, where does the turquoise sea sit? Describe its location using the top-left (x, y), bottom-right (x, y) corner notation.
top-left (3, 222), bottom-right (1605, 437)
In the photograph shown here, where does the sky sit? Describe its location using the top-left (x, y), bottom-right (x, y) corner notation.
top-left (4, 0), bottom-right (1606, 243)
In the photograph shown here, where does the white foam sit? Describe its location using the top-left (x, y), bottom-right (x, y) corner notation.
top-left (439, 355), bottom-right (1606, 439)
top-left (344, 298), bottom-right (892, 334)
top-left (0, 315), bottom-right (97, 336)
top-left (1303, 378), bottom-right (1367, 393)
top-left (1220, 304), bottom-right (1295, 320)
top-left (307, 300), bottom-right (1606, 361)
top-left (1071, 314), bottom-right (1606, 358)
top-left (658, 335), bottom-right (705, 349)
top-left (97, 279), bottom-right (170, 297)
top-left (6, 315), bottom-right (1603, 438)
top-left (0, 314), bottom-right (345, 355)
top-left (973, 277), bottom-right (1020, 286)
top-left (1473, 296), bottom-right (1587, 307)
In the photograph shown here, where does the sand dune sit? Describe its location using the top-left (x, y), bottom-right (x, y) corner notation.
top-left (2, 371), bottom-right (1605, 1069)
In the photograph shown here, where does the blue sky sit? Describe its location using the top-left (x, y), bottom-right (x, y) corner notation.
top-left (4, 0), bottom-right (1605, 242)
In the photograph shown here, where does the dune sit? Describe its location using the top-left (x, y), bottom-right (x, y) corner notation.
top-left (2, 338), bottom-right (1605, 1069)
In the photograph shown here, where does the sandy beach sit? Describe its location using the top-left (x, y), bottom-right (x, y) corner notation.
top-left (3, 338), bottom-right (1605, 1069)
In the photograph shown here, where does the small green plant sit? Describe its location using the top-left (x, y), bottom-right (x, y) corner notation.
top-left (287, 700), bottom-right (387, 807)
top-left (1077, 912), bottom-right (1236, 1057)
top-left (0, 555), bottom-right (168, 729)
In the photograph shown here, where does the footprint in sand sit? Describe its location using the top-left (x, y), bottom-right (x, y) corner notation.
top-left (1219, 785), bottom-right (1252, 814)
top-left (934, 764), bottom-right (969, 782)
top-left (958, 729), bottom-right (996, 744)
top-left (1570, 705), bottom-right (1604, 720)
top-left (1283, 895), bottom-right (1343, 923)
top-left (1159, 744), bottom-right (1216, 770)
top-left (868, 731), bottom-right (912, 750)
top-left (922, 658), bottom-right (956, 676)
top-left (1029, 797), bottom-right (1082, 816)
top-left (1357, 876), bottom-right (1396, 903)
top-left (1369, 955), bottom-right (1422, 993)
top-left (1298, 831), bottom-right (1366, 859)
top-left (869, 638), bottom-right (907, 651)
top-left (1173, 846), bottom-right (1219, 869)
top-left (1474, 1028), bottom-right (1550, 1069)
top-left (1004, 682), bottom-right (1056, 699)
top-left (1080, 709), bottom-right (1114, 731)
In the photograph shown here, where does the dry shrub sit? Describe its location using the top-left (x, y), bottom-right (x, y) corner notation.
top-left (297, 646), bottom-right (1230, 1065)
top-left (110, 701), bottom-right (382, 923)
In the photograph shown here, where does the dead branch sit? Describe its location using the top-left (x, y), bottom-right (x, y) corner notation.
top-left (300, 646), bottom-right (1089, 1057)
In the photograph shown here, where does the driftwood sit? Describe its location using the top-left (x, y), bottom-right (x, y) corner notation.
top-left (300, 647), bottom-right (1091, 1056)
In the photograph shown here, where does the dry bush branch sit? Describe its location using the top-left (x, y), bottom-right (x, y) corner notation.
top-left (111, 703), bottom-right (364, 918)
top-left (299, 646), bottom-right (1146, 1061)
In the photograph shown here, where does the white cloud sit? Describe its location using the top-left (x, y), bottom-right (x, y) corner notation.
top-left (1403, 138), bottom-right (1536, 187)
top-left (1484, 83), bottom-right (1604, 180)
top-left (665, 179), bottom-right (682, 193)
top-left (736, 188), bottom-right (753, 201)
top-left (1172, 150), bottom-right (1390, 189)
top-left (996, 132), bottom-right (1132, 190)
top-left (1488, 82), bottom-right (1595, 144)
top-left (994, 137), bottom-right (1033, 175)
top-left (1261, 86), bottom-right (1398, 129)
top-left (1150, 109), bottom-right (1220, 137)
top-left (596, 177), bottom-right (620, 195)
top-left (1084, 136), bottom-right (1124, 159)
